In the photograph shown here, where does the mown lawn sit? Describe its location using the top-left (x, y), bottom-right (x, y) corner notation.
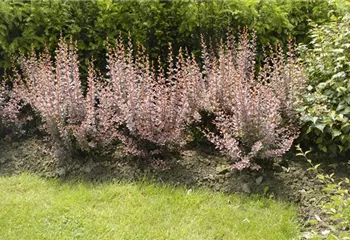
top-left (0, 174), bottom-right (300, 240)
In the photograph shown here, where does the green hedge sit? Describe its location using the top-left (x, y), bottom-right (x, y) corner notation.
top-left (0, 0), bottom-right (347, 82)
top-left (299, 13), bottom-right (350, 155)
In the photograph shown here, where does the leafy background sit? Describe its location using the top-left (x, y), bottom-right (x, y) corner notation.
top-left (0, 0), bottom-right (346, 81)
top-left (0, 0), bottom-right (349, 155)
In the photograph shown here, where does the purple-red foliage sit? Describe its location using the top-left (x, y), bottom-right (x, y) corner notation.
top-left (200, 29), bottom-right (305, 170)
top-left (12, 32), bottom-right (305, 170)
top-left (97, 37), bottom-right (203, 158)
top-left (15, 38), bottom-right (97, 153)
top-left (0, 82), bottom-right (21, 139)
top-left (14, 36), bottom-right (202, 160)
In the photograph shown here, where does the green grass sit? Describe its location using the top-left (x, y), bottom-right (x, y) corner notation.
top-left (0, 174), bottom-right (300, 240)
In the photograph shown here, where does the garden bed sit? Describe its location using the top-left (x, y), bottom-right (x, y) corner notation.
top-left (1, 137), bottom-right (348, 238)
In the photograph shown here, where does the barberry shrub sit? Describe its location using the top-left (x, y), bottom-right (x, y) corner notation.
top-left (14, 36), bottom-right (202, 161)
top-left (0, 82), bottom-right (21, 139)
top-left (15, 38), bottom-right (97, 156)
top-left (200, 30), bottom-right (305, 170)
top-left (97, 38), bottom-right (202, 158)
top-left (12, 32), bottom-right (305, 169)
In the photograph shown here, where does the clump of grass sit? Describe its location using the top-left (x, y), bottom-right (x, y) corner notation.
top-left (297, 145), bottom-right (350, 239)
top-left (0, 174), bottom-right (300, 240)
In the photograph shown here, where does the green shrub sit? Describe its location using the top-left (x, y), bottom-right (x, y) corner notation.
top-left (0, 1), bottom-right (102, 83)
top-left (299, 13), bottom-right (350, 155)
top-left (297, 145), bottom-right (350, 239)
top-left (0, 0), bottom-right (346, 83)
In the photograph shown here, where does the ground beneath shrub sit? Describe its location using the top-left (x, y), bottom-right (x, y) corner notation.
top-left (0, 137), bottom-right (349, 237)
